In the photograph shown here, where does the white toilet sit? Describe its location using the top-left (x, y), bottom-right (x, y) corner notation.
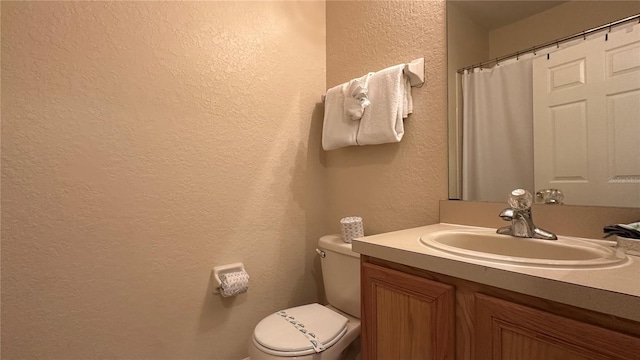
top-left (248, 235), bottom-right (361, 360)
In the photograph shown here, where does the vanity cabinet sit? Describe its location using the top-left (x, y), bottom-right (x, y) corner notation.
top-left (361, 256), bottom-right (640, 360)
top-left (476, 293), bottom-right (640, 359)
top-left (361, 261), bottom-right (455, 359)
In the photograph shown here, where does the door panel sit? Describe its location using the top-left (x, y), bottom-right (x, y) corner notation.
top-left (533, 24), bottom-right (640, 207)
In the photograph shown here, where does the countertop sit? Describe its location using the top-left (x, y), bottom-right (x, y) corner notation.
top-left (352, 223), bottom-right (640, 322)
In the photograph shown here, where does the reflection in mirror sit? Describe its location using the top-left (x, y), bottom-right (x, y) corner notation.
top-left (447, 1), bottom-right (640, 207)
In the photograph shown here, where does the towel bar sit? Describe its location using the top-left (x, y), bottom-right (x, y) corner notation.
top-left (321, 57), bottom-right (425, 101)
top-left (404, 57), bottom-right (425, 87)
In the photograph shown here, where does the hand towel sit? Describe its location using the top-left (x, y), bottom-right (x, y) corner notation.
top-left (403, 76), bottom-right (413, 118)
top-left (357, 64), bottom-right (412, 145)
top-left (344, 72), bottom-right (374, 121)
top-left (322, 82), bottom-right (360, 151)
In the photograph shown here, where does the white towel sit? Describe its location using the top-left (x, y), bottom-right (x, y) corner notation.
top-left (357, 64), bottom-right (412, 145)
top-left (344, 72), bottom-right (373, 121)
top-left (403, 77), bottom-right (413, 118)
top-left (322, 83), bottom-right (359, 151)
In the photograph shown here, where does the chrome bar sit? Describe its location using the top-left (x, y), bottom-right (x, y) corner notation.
top-left (457, 14), bottom-right (640, 74)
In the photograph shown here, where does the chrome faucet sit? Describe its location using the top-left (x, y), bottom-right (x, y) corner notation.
top-left (536, 188), bottom-right (564, 205)
top-left (497, 189), bottom-right (557, 240)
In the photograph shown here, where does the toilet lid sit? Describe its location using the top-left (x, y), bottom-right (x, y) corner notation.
top-left (253, 303), bottom-right (348, 355)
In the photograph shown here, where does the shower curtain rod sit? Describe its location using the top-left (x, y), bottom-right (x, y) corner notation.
top-left (457, 13), bottom-right (640, 74)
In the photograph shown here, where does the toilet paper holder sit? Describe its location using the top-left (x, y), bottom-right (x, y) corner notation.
top-left (212, 262), bottom-right (246, 294)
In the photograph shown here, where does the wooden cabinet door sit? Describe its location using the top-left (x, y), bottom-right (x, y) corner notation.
top-left (476, 293), bottom-right (640, 360)
top-left (361, 261), bottom-right (455, 360)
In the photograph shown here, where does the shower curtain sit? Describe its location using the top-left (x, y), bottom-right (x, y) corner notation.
top-left (462, 58), bottom-right (534, 202)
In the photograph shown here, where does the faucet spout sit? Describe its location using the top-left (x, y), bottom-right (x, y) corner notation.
top-left (498, 208), bottom-right (514, 221)
top-left (533, 227), bottom-right (558, 240)
top-left (496, 189), bottom-right (557, 240)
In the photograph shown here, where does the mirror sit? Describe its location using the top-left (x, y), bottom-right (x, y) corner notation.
top-left (447, 0), bottom-right (640, 207)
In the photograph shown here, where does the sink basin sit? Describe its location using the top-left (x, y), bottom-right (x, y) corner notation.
top-left (419, 229), bottom-right (628, 268)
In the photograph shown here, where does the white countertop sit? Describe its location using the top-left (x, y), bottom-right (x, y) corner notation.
top-left (352, 223), bottom-right (640, 322)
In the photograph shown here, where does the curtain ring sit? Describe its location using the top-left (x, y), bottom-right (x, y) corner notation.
top-left (583, 31), bottom-right (586, 40)
top-left (516, 52), bottom-right (519, 60)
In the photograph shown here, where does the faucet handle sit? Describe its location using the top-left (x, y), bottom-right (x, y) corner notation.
top-left (507, 189), bottom-right (533, 210)
top-left (536, 188), bottom-right (564, 204)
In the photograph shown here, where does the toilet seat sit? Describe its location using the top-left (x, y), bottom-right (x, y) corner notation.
top-left (253, 303), bottom-right (349, 357)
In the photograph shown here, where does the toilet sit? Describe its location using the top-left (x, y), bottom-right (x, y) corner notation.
top-left (248, 235), bottom-right (361, 360)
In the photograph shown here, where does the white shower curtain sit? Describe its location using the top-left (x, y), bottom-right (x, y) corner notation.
top-left (462, 58), bottom-right (534, 202)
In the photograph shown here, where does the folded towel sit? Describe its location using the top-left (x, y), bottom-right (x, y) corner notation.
top-left (604, 222), bottom-right (640, 239)
top-left (403, 77), bottom-right (413, 118)
top-left (322, 83), bottom-right (360, 151)
top-left (344, 72), bottom-right (373, 121)
top-left (357, 64), bottom-right (412, 145)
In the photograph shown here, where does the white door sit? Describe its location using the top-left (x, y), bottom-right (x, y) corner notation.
top-left (533, 24), bottom-right (640, 207)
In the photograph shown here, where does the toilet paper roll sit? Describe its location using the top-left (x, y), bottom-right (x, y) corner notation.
top-left (219, 270), bottom-right (250, 297)
top-left (340, 216), bottom-right (364, 243)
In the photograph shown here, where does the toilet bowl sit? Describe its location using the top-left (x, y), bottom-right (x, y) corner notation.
top-left (248, 235), bottom-right (361, 360)
top-left (248, 304), bottom-right (360, 360)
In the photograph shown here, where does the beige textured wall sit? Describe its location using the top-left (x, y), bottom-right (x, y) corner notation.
top-left (1, 2), bottom-right (325, 359)
top-left (325, 1), bottom-right (448, 235)
top-left (489, 1), bottom-right (640, 58)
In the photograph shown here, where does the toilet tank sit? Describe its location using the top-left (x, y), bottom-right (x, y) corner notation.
top-left (318, 235), bottom-right (361, 318)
